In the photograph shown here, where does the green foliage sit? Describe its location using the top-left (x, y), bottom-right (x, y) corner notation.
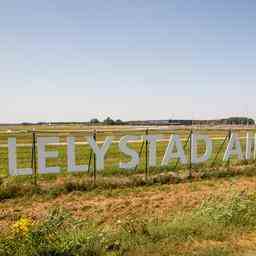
top-left (222, 117), bottom-right (255, 125)
top-left (103, 117), bottom-right (115, 125)
top-left (107, 192), bottom-right (256, 255)
top-left (90, 118), bottom-right (100, 124)
top-left (0, 208), bottom-right (104, 256)
top-left (64, 179), bottom-right (93, 192)
top-left (1, 164), bottom-right (256, 201)
top-left (0, 181), bottom-right (43, 201)
top-left (1, 192), bottom-right (255, 255)
top-left (195, 191), bottom-right (256, 228)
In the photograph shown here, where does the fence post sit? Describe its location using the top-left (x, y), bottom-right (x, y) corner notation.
top-left (174, 130), bottom-right (192, 172)
top-left (188, 129), bottom-right (193, 178)
top-left (31, 131), bottom-right (37, 186)
top-left (135, 138), bottom-right (145, 172)
top-left (211, 132), bottom-right (229, 167)
top-left (227, 129), bottom-right (232, 170)
top-left (88, 149), bottom-right (93, 173)
top-left (145, 129), bottom-right (149, 182)
top-left (93, 130), bottom-right (97, 186)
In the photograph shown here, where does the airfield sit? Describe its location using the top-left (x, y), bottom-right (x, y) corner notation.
top-left (0, 123), bottom-right (256, 256)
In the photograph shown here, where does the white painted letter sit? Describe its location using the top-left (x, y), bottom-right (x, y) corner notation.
top-left (246, 132), bottom-right (254, 160)
top-left (38, 137), bottom-right (60, 174)
top-left (191, 134), bottom-right (213, 164)
top-left (119, 135), bottom-right (140, 169)
top-left (161, 135), bottom-right (187, 166)
top-left (223, 133), bottom-right (243, 161)
top-left (88, 136), bottom-right (112, 170)
top-left (142, 135), bottom-right (161, 167)
top-left (254, 134), bottom-right (256, 160)
top-left (8, 138), bottom-right (33, 176)
top-left (67, 137), bottom-right (88, 172)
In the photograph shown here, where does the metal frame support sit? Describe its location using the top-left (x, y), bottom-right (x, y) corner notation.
top-left (145, 129), bottom-right (149, 181)
top-left (174, 130), bottom-right (193, 172)
top-left (188, 129), bottom-right (193, 178)
top-left (31, 131), bottom-right (37, 186)
top-left (93, 131), bottom-right (97, 186)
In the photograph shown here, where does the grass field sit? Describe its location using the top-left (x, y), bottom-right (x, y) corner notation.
top-left (0, 124), bottom-right (256, 255)
top-left (0, 124), bottom-right (254, 175)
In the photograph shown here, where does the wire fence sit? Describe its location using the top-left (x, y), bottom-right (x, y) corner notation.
top-left (0, 128), bottom-right (253, 186)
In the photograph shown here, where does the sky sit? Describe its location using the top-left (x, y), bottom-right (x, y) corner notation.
top-left (1, 0), bottom-right (256, 123)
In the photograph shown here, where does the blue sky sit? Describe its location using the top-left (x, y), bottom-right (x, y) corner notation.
top-left (1, 0), bottom-right (255, 122)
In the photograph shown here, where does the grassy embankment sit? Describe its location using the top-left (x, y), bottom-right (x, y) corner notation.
top-left (0, 127), bottom-right (255, 255)
top-left (2, 172), bottom-right (256, 255)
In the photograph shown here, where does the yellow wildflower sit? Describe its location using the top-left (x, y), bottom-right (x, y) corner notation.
top-left (12, 217), bottom-right (32, 237)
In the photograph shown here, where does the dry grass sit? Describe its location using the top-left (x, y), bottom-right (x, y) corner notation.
top-left (0, 169), bottom-right (256, 229)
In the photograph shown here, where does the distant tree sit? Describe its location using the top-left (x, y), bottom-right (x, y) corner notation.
top-left (90, 118), bottom-right (100, 124)
top-left (223, 117), bottom-right (255, 125)
top-left (248, 118), bottom-right (255, 125)
top-left (21, 122), bottom-right (33, 126)
top-left (115, 119), bottom-right (123, 125)
top-left (103, 117), bottom-right (115, 125)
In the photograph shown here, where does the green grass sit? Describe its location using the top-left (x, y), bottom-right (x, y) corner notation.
top-left (1, 191), bottom-right (256, 255)
top-left (0, 163), bottom-right (256, 201)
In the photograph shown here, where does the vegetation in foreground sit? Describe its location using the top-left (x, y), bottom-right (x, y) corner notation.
top-left (0, 162), bottom-right (256, 255)
top-left (0, 163), bottom-right (255, 201)
top-left (1, 191), bottom-right (256, 255)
